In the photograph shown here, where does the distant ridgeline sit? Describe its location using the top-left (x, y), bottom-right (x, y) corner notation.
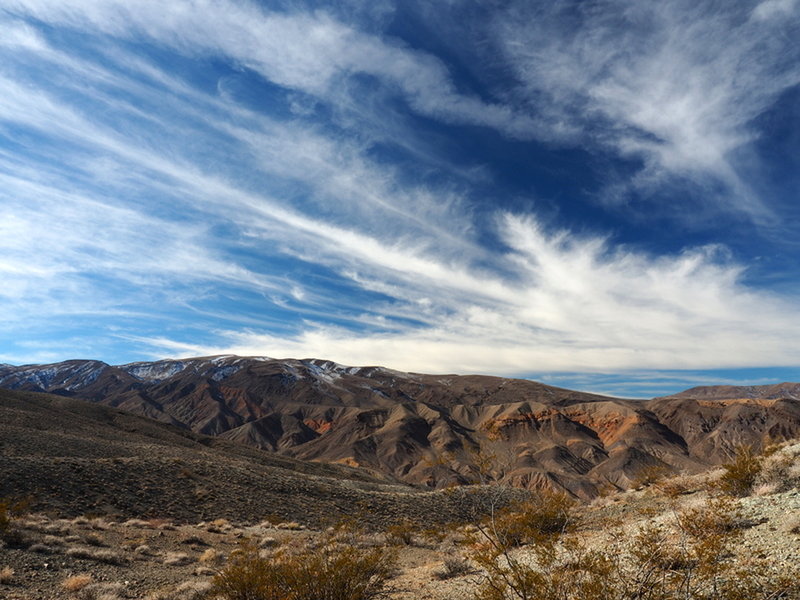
top-left (2, 357), bottom-right (800, 499)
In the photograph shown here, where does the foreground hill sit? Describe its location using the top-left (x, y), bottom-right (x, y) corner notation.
top-left (3, 357), bottom-right (800, 497)
top-left (2, 440), bottom-right (799, 600)
top-left (0, 388), bottom-right (493, 526)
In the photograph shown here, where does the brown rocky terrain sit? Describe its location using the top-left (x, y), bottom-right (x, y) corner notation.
top-left (649, 385), bottom-right (800, 463)
top-left (2, 437), bottom-right (798, 600)
top-left (3, 357), bottom-right (800, 498)
top-left (0, 388), bottom-right (518, 528)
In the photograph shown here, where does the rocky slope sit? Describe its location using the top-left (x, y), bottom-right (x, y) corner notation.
top-left (2, 357), bottom-right (800, 497)
top-left (1, 388), bottom-right (502, 527)
top-left (649, 385), bottom-right (800, 463)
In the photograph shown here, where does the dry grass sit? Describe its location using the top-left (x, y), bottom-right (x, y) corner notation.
top-left (29, 542), bottom-right (54, 553)
top-left (181, 534), bottom-right (208, 546)
top-left (434, 555), bottom-right (473, 580)
top-left (718, 444), bottom-right (763, 497)
top-left (135, 544), bottom-right (156, 556)
top-left (122, 518), bottom-right (151, 528)
top-left (470, 493), bottom-right (800, 600)
top-left (164, 552), bottom-right (195, 566)
top-left (62, 574), bottom-right (93, 592)
top-left (384, 520), bottom-right (417, 546)
top-left (76, 582), bottom-right (126, 600)
top-left (65, 546), bottom-right (127, 565)
top-left (174, 580), bottom-right (213, 600)
top-left (211, 539), bottom-right (396, 600)
top-left (84, 532), bottom-right (106, 546)
top-left (199, 548), bottom-right (222, 564)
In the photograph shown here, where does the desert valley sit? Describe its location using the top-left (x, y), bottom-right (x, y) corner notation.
top-left (3, 1), bottom-right (800, 598)
top-left (2, 357), bottom-right (800, 599)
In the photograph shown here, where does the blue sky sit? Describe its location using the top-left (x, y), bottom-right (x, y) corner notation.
top-left (1, 0), bottom-right (799, 397)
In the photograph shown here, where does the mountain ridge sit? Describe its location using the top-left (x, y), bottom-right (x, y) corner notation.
top-left (3, 356), bottom-right (799, 498)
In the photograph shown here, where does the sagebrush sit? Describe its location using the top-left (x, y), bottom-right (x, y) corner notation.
top-left (212, 538), bottom-right (396, 600)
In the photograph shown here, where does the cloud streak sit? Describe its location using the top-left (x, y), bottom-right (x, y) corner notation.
top-left (161, 213), bottom-right (800, 374)
top-left (1, 1), bottom-right (799, 380)
top-left (492, 0), bottom-right (800, 216)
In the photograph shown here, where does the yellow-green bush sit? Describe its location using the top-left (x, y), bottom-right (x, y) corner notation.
top-left (478, 490), bottom-right (575, 548)
top-left (470, 496), bottom-right (800, 600)
top-left (718, 444), bottom-right (762, 497)
top-left (0, 497), bottom-right (30, 547)
top-left (211, 539), bottom-right (396, 600)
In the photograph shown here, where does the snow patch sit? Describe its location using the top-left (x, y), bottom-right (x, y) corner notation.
top-left (121, 361), bottom-right (189, 382)
top-left (209, 364), bottom-right (242, 381)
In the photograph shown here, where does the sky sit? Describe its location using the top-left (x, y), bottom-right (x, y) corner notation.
top-left (1, 0), bottom-right (799, 398)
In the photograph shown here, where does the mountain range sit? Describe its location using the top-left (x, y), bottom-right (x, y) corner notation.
top-left (2, 356), bottom-right (799, 498)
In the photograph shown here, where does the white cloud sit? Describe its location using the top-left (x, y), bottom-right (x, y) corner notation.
top-left (140, 214), bottom-right (800, 373)
top-left (2, 2), bottom-right (800, 375)
top-left (752, 0), bottom-right (798, 21)
top-left (7, 0), bottom-right (796, 220)
top-left (2, 0), bottom-right (539, 137)
top-left (492, 0), bottom-right (800, 216)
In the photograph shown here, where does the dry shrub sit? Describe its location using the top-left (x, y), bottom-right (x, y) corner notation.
top-left (434, 555), bottom-right (473, 580)
top-left (676, 496), bottom-right (743, 537)
top-left (0, 496), bottom-right (31, 547)
top-left (181, 534), bottom-right (209, 546)
top-left (44, 534), bottom-right (67, 546)
top-left (718, 444), bottom-right (763, 497)
top-left (656, 473), bottom-right (697, 498)
top-left (206, 518), bottom-right (231, 533)
top-left (756, 443), bottom-right (800, 493)
top-left (420, 526), bottom-right (448, 545)
top-left (788, 517), bottom-right (800, 535)
top-left (66, 547), bottom-right (127, 565)
top-left (135, 544), bottom-right (155, 556)
top-left (173, 580), bottom-right (213, 600)
top-left (122, 518), bottom-right (150, 529)
top-left (89, 518), bottom-right (110, 531)
top-left (275, 521), bottom-right (303, 531)
top-left (62, 574), bottom-right (93, 592)
top-left (44, 522), bottom-right (72, 536)
top-left (0, 567), bottom-right (14, 584)
top-left (164, 552), bottom-right (195, 566)
top-left (632, 464), bottom-right (672, 489)
top-left (199, 548), bottom-right (222, 564)
top-left (480, 490), bottom-right (575, 548)
top-left (211, 539), bottom-right (396, 600)
top-left (470, 495), bottom-right (800, 600)
top-left (147, 518), bottom-right (175, 530)
top-left (257, 520), bottom-right (274, 529)
top-left (384, 519), bottom-right (417, 546)
top-left (76, 582), bottom-right (126, 600)
top-left (84, 532), bottom-right (106, 547)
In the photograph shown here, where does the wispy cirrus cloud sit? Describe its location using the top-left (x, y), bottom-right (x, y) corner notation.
top-left (1, 1), bottom-right (800, 386)
top-left (137, 213), bottom-right (800, 374)
top-left (491, 0), bottom-right (800, 216)
top-left (2, 0), bottom-right (541, 138)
